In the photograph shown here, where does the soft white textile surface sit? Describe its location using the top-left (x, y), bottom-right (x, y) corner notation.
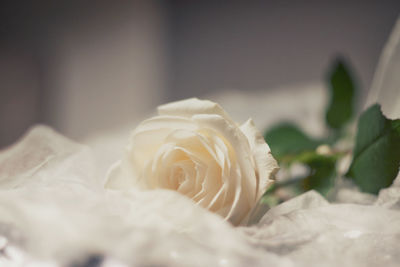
top-left (0, 126), bottom-right (289, 267)
top-left (0, 125), bottom-right (400, 267)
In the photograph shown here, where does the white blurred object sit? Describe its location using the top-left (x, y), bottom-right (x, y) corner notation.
top-left (366, 16), bottom-right (400, 119)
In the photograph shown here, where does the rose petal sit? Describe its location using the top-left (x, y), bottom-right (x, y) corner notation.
top-left (192, 114), bottom-right (257, 207)
top-left (158, 98), bottom-right (235, 124)
top-left (129, 116), bottom-right (197, 169)
top-left (240, 119), bottom-right (279, 199)
top-left (225, 166), bottom-right (248, 225)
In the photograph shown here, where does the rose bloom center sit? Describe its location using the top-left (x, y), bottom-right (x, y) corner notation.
top-left (142, 128), bottom-right (235, 212)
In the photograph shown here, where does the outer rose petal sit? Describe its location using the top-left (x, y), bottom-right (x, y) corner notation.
top-left (240, 119), bottom-right (279, 198)
top-left (192, 114), bottom-right (257, 205)
top-left (158, 98), bottom-right (235, 124)
top-left (128, 116), bottom-right (197, 169)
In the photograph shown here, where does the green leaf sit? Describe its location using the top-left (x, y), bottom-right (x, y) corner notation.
top-left (286, 151), bottom-right (338, 196)
top-left (264, 123), bottom-right (321, 162)
top-left (300, 153), bottom-right (337, 196)
top-left (325, 59), bottom-right (356, 130)
top-left (346, 104), bottom-right (400, 194)
top-left (261, 151), bottom-right (338, 205)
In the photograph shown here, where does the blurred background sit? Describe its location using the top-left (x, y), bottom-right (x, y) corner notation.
top-left (0, 0), bottom-right (399, 148)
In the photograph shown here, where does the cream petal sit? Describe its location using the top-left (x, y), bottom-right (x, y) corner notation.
top-left (240, 119), bottom-right (279, 199)
top-left (207, 183), bottom-right (227, 211)
top-left (206, 140), bottom-right (233, 212)
top-left (192, 165), bottom-right (209, 203)
top-left (193, 114), bottom-right (258, 206)
top-left (212, 135), bottom-right (233, 179)
top-left (150, 143), bottom-right (176, 188)
top-left (132, 115), bottom-right (197, 135)
top-left (194, 161), bottom-right (207, 193)
top-left (164, 129), bottom-right (219, 165)
top-left (176, 161), bottom-right (196, 194)
top-left (169, 161), bottom-right (192, 191)
top-left (157, 98), bottom-right (235, 124)
top-left (229, 192), bottom-right (252, 225)
top-left (129, 116), bottom-right (197, 170)
top-left (224, 166), bottom-right (245, 224)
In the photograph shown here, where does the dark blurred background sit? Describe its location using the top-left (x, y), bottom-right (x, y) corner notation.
top-left (1, 0), bottom-right (399, 148)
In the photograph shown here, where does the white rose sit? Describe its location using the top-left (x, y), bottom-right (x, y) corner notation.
top-left (106, 98), bottom-right (278, 225)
